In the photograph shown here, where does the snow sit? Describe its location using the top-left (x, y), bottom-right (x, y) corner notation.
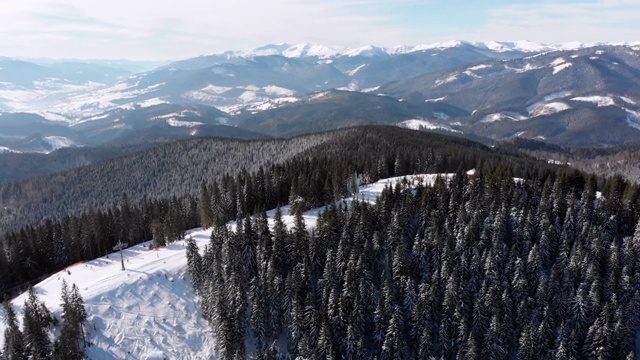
top-left (336, 82), bottom-right (359, 91)
top-left (166, 118), bottom-right (205, 128)
top-left (480, 112), bottom-right (528, 123)
top-left (0, 146), bottom-right (21, 154)
top-left (553, 62), bottom-right (573, 74)
top-left (558, 41), bottom-right (589, 51)
top-left (0, 173), bottom-right (460, 359)
top-left (571, 95), bottom-right (615, 107)
top-left (405, 40), bottom-right (467, 52)
top-left (44, 81), bottom-right (168, 121)
top-left (624, 109), bottom-right (640, 131)
top-left (43, 136), bottom-right (77, 152)
top-left (0, 235), bottom-right (217, 360)
top-left (201, 85), bottom-right (233, 94)
top-left (138, 97), bottom-right (169, 108)
top-left (228, 40), bottom-right (640, 59)
top-left (78, 113), bottom-right (110, 123)
top-left (0, 81), bottom-right (105, 122)
top-left (621, 96), bottom-right (637, 105)
top-left (343, 45), bottom-right (387, 57)
top-left (311, 91), bottom-right (330, 100)
top-left (467, 64), bottom-right (491, 71)
top-left (282, 43), bottom-right (341, 59)
top-left (544, 91), bottom-right (572, 101)
top-left (527, 101), bottom-right (571, 117)
top-left (347, 64), bottom-right (367, 76)
top-left (230, 173), bottom-right (458, 233)
top-left (239, 91), bottom-right (257, 102)
top-left (463, 69), bottom-right (483, 78)
top-left (361, 86), bottom-right (380, 93)
top-left (263, 85), bottom-right (294, 97)
top-left (244, 97), bottom-right (299, 113)
top-left (399, 119), bottom-right (462, 133)
top-left (508, 63), bottom-right (542, 73)
top-left (182, 85), bottom-right (234, 104)
top-left (435, 73), bottom-right (458, 86)
top-left (480, 40), bottom-right (552, 53)
top-left (425, 97), bottom-right (446, 102)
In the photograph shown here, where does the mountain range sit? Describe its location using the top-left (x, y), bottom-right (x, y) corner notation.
top-left (1, 40), bottom-right (640, 152)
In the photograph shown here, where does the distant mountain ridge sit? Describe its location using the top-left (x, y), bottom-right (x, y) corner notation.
top-left (197, 40), bottom-right (640, 60)
top-left (1, 40), bottom-right (640, 152)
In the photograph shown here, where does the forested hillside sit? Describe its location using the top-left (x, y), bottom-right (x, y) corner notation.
top-left (2, 125), bottom-right (640, 358)
top-left (0, 143), bottom-right (160, 185)
top-left (0, 132), bottom-right (333, 232)
top-left (189, 168), bottom-right (640, 359)
top-left (502, 138), bottom-right (640, 184)
top-left (0, 126), bottom-right (537, 233)
top-left (1, 127), bottom-right (552, 299)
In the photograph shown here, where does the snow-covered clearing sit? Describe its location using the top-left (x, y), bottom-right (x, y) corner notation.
top-left (263, 85), bottom-right (294, 97)
top-left (398, 119), bottom-right (461, 133)
top-left (552, 62), bottom-right (572, 74)
top-left (137, 97), bottom-right (169, 108)
top-left (347, 64), bottom-right (366, 76)
top-left (0, 235), bottom-right (217, 360)
top-left (166, 118), bottom-right (205, 128)
top-left (0, 146), bottom-right (21, 154)
top-left (621, 96), bottom-right (637, 105)
top-left (571, 95), bottom-right (615, 107)
top-left (527, 101), bottom-right (571, 117)
top-left (435, 73), bottom-right (458, 86)
top-left (0, 174), bottom-right (456, 359)
top-left (480, 112), bottom-right (528, 123)
top-left (231, 174), bottom-right (456, 232)
top-left (43, 136), bottom-right (78, 153)
top-left (625, 109), bottom-right (640, 131)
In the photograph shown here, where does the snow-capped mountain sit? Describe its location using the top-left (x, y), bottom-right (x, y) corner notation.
top-left (2, 40), bottom-right (640, 152)
top-left (380, 44), bottom-right (640, 145)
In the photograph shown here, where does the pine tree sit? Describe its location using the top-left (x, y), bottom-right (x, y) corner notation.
top-left (53, 281), bottom-right (86, 360)
top-left (198, 181), bottom-right (214, 229)
top-left (22, 287), bottom-right (52, 359)
top-left (2, 301), bottom-right (26, 360)
top-left (185, 236), bottom-right (204, 292)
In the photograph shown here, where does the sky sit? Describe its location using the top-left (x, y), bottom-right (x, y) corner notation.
top-left (1, 0), bottom-right (639, 61)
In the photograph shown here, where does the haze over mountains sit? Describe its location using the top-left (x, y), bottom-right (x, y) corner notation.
top-left (1, 40), bottom-right (640, 152)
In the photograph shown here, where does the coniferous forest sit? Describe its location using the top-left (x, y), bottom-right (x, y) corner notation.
top-left (2, 127), bottom-right (640, 358)
top-left (188, 169), bottom-right (640, 359)
top-left (1, 127), bottom-right (536, 298)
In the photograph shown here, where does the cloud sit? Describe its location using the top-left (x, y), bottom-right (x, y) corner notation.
top-left (1, 0), bottom-right (638, 60)
top-left (0, 0), bottom-right (412, 60)
top-left (464, 0), bottom-right (640, 44)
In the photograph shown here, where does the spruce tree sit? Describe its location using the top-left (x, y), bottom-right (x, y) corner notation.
top-left (2, 301), bottom-right (26, 360)
top-left (22, 287), bottom-right (52, 360)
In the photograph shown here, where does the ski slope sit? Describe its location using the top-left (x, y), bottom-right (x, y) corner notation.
top-left (0, 173), bottom-right (454, 359)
